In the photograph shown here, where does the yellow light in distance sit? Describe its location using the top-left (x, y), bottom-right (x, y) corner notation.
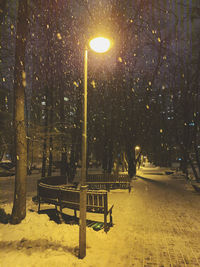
top-left (89, 37), bottom-right (111, 53)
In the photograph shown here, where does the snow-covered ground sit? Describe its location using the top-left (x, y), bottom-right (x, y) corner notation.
top-left (1, 165), bottom-right (200, 266)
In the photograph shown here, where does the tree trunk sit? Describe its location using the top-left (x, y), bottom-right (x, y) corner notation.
top-left (180, 149), bottom-right (189, 179)
top-left (47, 76), bottom-right (54, 176)
top-left (126, 146), bottom-right (136, 179)
top-left (41, 137), bottom-right (47, 177)
top-left (188, 157), bottom-right (199, 182)
top-left (69, 144), bottom-right (79, 183)
top-left (193, 130), bottom-right (200, 178)
top-left (41, 85), bottom-right (49, 177)
top-left (47, 142), bottom-right (53, 176)
top-left (60, 151), bottom-right (67, 177)
top-left (122, 151), bottom-right (128, 172)
top-left (11, 0), bottom-right (28, 224)
top-left (47, 95), bottom-right (53, 177)
top-left (0, 0), bottom-right (7, 24)
top-left (107, 140), bottom-right (113, 174)
top-left (27, 137), bottom-right (31, 175)
top-left (102, 127), bottom-right (108, 172)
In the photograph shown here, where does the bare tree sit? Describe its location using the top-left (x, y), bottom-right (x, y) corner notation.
top-left (11, 0), bottom-right (28, 224)
top-left (0, 0), bottom-right (7, 24)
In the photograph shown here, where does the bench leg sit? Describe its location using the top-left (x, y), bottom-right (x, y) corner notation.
top-left (109, 210), bottom-right (113, 226)
top-left (106, 184), bottom-right (110, 192)
top-left (104, 209), bottom-right (113, 232)
top-left (104, 212), bottom-right (108, 233)
top-left (74, 209), bottom-right (77, 218)
top-left (38, 198), bottom-right (40, 212)
top-left (57, 204), bottom-right (65, 223)
top-left (60, 204), bottom-right (62, 213)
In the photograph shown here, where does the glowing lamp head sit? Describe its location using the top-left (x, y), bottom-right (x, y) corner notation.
top-left (89, 37), bottom-right (111, 53)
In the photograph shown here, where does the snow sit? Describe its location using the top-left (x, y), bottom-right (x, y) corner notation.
top-left (1, 165), bottom-right (200, 266)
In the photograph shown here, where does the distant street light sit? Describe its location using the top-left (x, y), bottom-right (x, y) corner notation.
top-left (135, 146), bottom-right (140, 151)
top-left (79, 36), bottom-right (111, 259)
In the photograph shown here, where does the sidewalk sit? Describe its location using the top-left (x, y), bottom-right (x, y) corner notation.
top-left (126, 167), bottom-right (200, 266)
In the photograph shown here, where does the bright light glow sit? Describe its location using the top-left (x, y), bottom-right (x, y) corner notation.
top-left (135, 146), bottom-right (140, 150)
top-left (89, 37), bottom-right (111, 53)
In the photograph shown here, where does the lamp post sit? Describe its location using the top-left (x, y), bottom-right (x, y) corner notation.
top-left (79, 37), bottom-right (111, 259)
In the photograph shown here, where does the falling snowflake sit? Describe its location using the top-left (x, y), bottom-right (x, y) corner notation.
top-left (57, 33), bottom-right (62, 40)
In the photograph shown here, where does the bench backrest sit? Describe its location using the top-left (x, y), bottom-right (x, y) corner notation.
top-left (38, 182), bottom-right (107, 213)
top-left (38, 183), bottom-right (60, 200)
top-left (60, 188), bottom-right (107, 213)
top-left (39, 176), bottom-right (67, 186)
top-left (87, 173), bottom-right (130, 183)
top-left (59, 188), bottom-right (80, 210)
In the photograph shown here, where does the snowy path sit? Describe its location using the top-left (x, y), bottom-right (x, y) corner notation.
top-left (1, 166), bottom-right (200, 266)
top-left (127, 168), bottom-right (200, 266)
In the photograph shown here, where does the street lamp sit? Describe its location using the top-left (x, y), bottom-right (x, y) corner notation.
top-left (79, 36), bottom-right (111, 259)
top-left (135, 146), bottom-right (140, 152)
top-left (89, 37), bottom-right (111, 53)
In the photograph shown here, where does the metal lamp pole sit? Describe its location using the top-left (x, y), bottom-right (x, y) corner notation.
top-left (79, 48), bottom-right (88, 259)
top-left (79, 37), bottom-right (111, 259)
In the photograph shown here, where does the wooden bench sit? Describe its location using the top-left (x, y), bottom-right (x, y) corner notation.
top-left (86, 173), bottom-right (131, 192)
top-left (37, 181), bottom-right (113, 232)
